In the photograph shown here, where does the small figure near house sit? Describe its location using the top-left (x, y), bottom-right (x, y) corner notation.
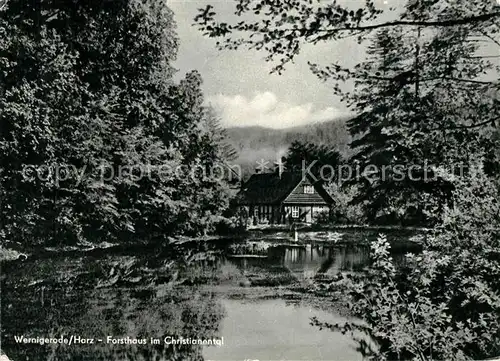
top-left (234, 169), bottom-right (334, 225)
top-left (291, 223), bottom-right (298, 242)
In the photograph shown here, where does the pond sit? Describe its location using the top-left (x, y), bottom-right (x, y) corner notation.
top-left (1, 237), bottom-right (418, 361)
top-left (203, 298), bottom-right (366, 361)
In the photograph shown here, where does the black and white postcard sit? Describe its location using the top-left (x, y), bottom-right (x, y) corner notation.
top-left (1, 0), bottom-right (499, 360)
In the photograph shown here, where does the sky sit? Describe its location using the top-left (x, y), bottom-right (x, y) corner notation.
top-left (168, 0), bottom-right (499, 129)
top-left (168, 0), bottom-right (376, 129)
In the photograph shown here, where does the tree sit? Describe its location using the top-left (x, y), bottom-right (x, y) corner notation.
top-left (195, 0), bottom-right (500, 73)
top-left (333, 24), bottom-right (498, 224)
top-left (341, 17), bottom-right (499, 224)
top-left (283, 140), bottom-right (342, 178)
top-left (0, 0), bottom-right (234, 246)
top-left (313, 163), bottom-right (500, 360)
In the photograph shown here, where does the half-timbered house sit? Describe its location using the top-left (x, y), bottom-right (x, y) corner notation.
top-left (235, 170), bottom-right (334, 224)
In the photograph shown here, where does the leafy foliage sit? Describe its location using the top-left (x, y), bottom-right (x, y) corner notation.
top-left (195, 0), bottom-right (500, 74)
top-left (0, 0), bottom-right (235, 246)
top-left (326, 183), bottom-right (367, 225)
top-left (338, 20), bottom-right (499, 225)
top-left (313, 166), bottom-right (500, 360)
top-left (283, 139), bottom-right (342, 176)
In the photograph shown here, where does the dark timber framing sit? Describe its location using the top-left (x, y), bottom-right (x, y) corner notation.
top-left (235, 171), bottom-right (334, 225)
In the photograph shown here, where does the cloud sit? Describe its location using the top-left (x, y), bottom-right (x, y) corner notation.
top-left (206, 91), bottom-right (347, 129)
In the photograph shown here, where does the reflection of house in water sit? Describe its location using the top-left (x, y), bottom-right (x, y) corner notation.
top-left (225, 244), bottom-right (372, 284)
top-left (282, 245), bottom-right (323, 279)
top-left (224, 242), bottom-right (416, 284)
top-left (270, 245), bottom-right (370, 280)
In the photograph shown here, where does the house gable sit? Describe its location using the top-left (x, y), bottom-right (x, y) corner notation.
top-left (282, 176), bottom-right (333, 205)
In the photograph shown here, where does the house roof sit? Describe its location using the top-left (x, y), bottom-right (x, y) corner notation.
top-left (234, 171), bottom-right (334, 205)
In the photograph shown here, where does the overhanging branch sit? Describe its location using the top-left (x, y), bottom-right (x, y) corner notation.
top-left (431, 116), bottom-right (499, 131)
top-left (311, 12), bottom-right (500, 43)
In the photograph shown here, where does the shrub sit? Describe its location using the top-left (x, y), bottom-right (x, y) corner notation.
top-left (327, 183), bottom-right (367, 225)
top-left (314, 210), bottom-right (331, 224)
top-left (313, 165), bottom-right (500, 360)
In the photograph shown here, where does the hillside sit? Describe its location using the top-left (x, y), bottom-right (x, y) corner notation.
top-left (225, 117), bottom-right (353, 178)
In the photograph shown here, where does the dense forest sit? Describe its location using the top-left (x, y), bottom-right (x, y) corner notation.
top-left (0, 0), bottom-right (236, 247)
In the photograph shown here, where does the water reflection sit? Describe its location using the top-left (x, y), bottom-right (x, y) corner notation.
top-left (227, 244), bottom-right (371, 282)
top-left (278, 244), bottom-right (370, 277)
top-left (1, 241), bottom-right (412, 361)
top-left (229, 243), bottom-right (415, 280)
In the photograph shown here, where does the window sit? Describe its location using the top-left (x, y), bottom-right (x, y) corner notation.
top-left (304, 185), bottom-right (315, 194)
top-left (291, 206), bottom-right (300, 218)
